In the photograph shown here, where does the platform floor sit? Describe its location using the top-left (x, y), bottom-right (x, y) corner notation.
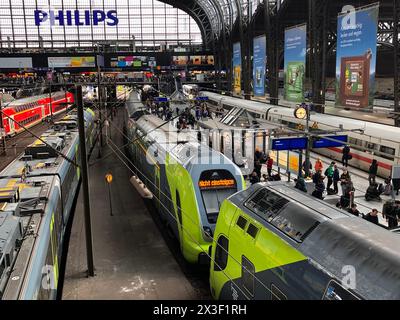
top-left (61, 108), bottom-right (209, 300)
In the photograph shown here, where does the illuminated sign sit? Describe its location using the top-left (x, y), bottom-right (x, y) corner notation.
top-left (312, 135), bottom-right (348, 148)
top-left (34, 10), bottom-right (119, 27)
top-left (199, 179), bottom-right (236, 189)
top-left (271, 137), bottom-right (308, 151)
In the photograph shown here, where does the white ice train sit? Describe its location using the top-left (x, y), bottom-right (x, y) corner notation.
top-left (202, 91), bottom-right (400, 178)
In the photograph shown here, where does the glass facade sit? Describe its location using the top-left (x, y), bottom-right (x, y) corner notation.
top-left (0, 0), bottom-right (202, 48)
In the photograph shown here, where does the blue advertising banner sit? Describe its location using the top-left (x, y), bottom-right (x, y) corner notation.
top-left (253, 35), bottom-right (266, 97)
top-left (335, 4), bottom-right (379, 109)
top-left (233, 42), bottom-right (241, 95)
top-left (284, 24), bottom-right (307, 102)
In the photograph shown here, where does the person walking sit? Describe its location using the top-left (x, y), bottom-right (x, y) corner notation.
top-left (368, 159), bottom-right (378, 186)
top-left (342, 145), bottom-right (351, 167)
top-left (333, 164), bottom-right (340, 194)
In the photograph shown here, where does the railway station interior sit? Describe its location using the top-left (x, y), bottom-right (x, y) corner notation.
top-left (1, 0), bottom-right (400, 305)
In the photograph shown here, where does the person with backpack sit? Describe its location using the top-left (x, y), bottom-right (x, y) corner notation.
top-left (342, 145), bottom-right (351, 167)
top-left (324, 162), bottom-right (335, 194)
top-left (312, 177), bottom-right (325, 200)
top-left (368, 159), bottom-right (378, 186)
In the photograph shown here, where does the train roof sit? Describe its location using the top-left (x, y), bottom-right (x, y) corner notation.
top-left (228, 182), bottom-right (400, 299)
top-left (6, 91), bottom-right (68, 107)
top-left (202, 91), bottom-right (400, 143)
top-left (0, 110), bottom-right (93, 297)
top-left (136, 114), bottom-right (234, 168)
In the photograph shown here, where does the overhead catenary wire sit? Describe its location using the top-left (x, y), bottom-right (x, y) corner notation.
top-left (89, 94), bottom-right (282, 299)
top-left (0, 103), bottom-right (79, 167)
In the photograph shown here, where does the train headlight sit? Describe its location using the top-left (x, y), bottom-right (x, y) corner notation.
top-left (203, 226), bottom-right (213, 240)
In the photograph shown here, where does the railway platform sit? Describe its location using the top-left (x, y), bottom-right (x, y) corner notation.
top-left (61, 108), bottom-right (209, 300)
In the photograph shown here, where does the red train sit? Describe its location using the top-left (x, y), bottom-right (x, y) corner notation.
top-left (2, 91), bottom-right (74, 136)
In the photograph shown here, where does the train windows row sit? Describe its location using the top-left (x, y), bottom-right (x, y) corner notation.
top-left (19, 114), bottom-right (40, 127)
top-left (14, 102), bottom-right (39, 113)
top-left (348, 137), bottom-right (395, 160)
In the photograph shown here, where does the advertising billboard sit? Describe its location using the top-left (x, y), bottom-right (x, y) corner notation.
top-left (253, 35), bottom-right (266, 97)
top-left (284, 24), bottom-right (307, 102)
top-left (48, 56), bottom-right (95, 68)
top-left (110, 56), bottom-right (149, 68)
top-left (0, 57), bottom-right (33, 69)
top-left (233, 42), bottom-right (241, 95)
top-left (172, 56), bottom-right (189, 65)
top-left (335, 4), bottom-right (379, 109)
top-left (189, 55), bottom-right (214, 65)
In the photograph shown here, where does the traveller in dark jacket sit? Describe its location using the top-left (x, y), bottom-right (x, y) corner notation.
top-left (333, 164), bottom-right (340, 194)
top-left (295, 174), bottom-right (308, 193)
top-left (368, 159), bottom-right (378, 186)
top-left (363, 209), bottom-right (379, 225)
top-left (342, 145), bottom-right (351, 167)
top-left (250, 171), bottom-right (260, 185)
top-left (347, 204), bottom-right (360, 217)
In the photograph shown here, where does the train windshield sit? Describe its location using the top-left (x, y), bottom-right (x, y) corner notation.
top-left (198, 170), bottom-right (237, 224)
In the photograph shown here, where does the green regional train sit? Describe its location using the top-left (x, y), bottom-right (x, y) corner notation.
top-left (124, 91), bottom-right (245, 264)
top-left (210, 182), bottom-right (400, 300)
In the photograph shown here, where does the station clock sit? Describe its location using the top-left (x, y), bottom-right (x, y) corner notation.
top-left (294, 106), bottom-right (308, 119)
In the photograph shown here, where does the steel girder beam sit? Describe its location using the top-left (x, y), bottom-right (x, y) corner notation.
top-left (394, 0), bottom-right (400, 127)
top-left (309, 0), bottom-right (328, 113)
top-left (160, 0), bottom-right (214, 48)
top-left (264, 0), bottom-right (280, 105)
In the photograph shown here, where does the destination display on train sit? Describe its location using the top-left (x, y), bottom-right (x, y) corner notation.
top-left (198, 179), bottom-right (236, 189)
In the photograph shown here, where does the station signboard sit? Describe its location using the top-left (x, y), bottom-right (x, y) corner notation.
top-left (312, 135), bottom-right (348, 149)
top-left (271, 137), bottom-right (308, 151)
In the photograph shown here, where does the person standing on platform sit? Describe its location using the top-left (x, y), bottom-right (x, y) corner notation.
top-left (302, 160), bottom-right (312, 178)
top-left (267, 156), bottom-right (273, 178)
top-left (340, 169), bottom-right (351, 196)
top-left (325, 162), bottom-right (335, 193)
top-left (368, 159), bottom-right (378, 186)
top-left (383, 200), bottom-right (399, 229)
top-left (254, 149), bottom-right (263, 179)
top-left (363, 209), bottom-right (380, 225)
top-left (333, 164), bottom-right (340, 195)
top-left (315, 158), bottom-right (323, 174)
top-left (342, 145), bottom-right (351, 167)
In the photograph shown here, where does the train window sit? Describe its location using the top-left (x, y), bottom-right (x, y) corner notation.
top-left (214, 235), bottom-right (229, 272)
top-left (323, 280), bottom-right (359, 300)
top-left (270, 203), bottom-right (320, 243)
top-left (236, 216), bottom-right (248, 230)
top-left (271, 284), bottom-right (287, 300)
top-left (380, 146), bottom-right (395, 160)
top-left (244, 188), bottom-right (289, 222)
top-left (246, 223), bottom-right (259, 239)
top-left (198, 170), bottom-right (238, 224)
top-left (242, 256), bottom-right (255, 297)
top-left (0, 258), bottom-right (5, 279)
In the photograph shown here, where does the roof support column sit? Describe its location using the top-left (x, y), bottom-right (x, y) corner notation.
top-left (264, 0), bottom-right (279, 105)
top-left (394, 0), bottom-right (400, 127)
top-left (308, 0), bottom-right (328, 113)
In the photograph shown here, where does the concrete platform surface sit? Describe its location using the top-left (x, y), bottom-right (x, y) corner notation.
top-left (61, 109), bottom-right (207, 300)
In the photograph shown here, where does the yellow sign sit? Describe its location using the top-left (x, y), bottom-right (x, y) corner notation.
top-left (311, 122), bottom-right (319, 129)
top-left (105, 173), bottom-right (113, 184)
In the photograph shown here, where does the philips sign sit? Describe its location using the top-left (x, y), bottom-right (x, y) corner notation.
top-left (34, 10), bottom-right (119, 27)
